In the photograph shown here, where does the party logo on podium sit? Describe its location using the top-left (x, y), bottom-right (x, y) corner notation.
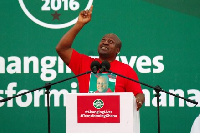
top-left (93, 99), bottom-right (104, 109)
top-left (18, 0), bottom-right (93, 29)
top-left (77, 95), bottom-right (120, 123)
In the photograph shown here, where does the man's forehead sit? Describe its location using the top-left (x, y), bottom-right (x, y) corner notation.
top-left (102, 34), bottom-right (120, 42)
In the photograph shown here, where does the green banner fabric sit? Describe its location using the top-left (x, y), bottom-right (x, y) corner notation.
top-left (0, 0), bottom-right (200, 133)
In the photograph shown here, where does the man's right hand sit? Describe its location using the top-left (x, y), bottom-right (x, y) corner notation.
top-left (77, 5), bottom-right (93, 25)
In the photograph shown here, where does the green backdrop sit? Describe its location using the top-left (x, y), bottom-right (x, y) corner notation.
top-left (0, 0), bottom-right (200, 133)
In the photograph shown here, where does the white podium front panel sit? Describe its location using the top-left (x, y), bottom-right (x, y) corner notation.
top-left (66, 92), bottom-right (140, 133)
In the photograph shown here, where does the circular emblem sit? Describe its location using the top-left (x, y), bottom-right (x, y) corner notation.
top-left (93, 99), bottom-right (104, 109)
top-left (18, 0), bottom-right (93, 29)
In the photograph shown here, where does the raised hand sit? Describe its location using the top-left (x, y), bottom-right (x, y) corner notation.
top-left (77, 5), bottom-right (93, 25)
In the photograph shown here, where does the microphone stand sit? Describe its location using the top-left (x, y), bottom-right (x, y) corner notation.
top-left (0, 70), bottom-right (92, 133)
top-left (105, 69), bottom-right (198, 133)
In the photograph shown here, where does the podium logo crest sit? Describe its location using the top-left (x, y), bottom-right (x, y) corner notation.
top-left (18, 0), bottom-right (93, 29)
top-left (93, 99), bottom-right (104, 109)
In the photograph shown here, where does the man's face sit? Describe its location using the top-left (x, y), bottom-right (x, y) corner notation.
top-left (97, 77), bottom-right (108, 92)
top-left (98, 34), bottom-right (120, 60)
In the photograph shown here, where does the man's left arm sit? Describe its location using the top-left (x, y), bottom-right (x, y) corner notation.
top-left (125, 67), bottom-right (145, 111)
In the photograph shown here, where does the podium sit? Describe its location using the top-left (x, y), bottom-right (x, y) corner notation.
top-left (66, 92), bottom-right (140, 133)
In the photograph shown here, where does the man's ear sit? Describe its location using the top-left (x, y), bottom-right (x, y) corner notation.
top-left (116, 48), bottom-right (120, 54)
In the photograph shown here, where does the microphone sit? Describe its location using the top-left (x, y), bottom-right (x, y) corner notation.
top-left (99, 60), bottom-right (111, 73)
top-left (90, 61), bottom-right (100, 74)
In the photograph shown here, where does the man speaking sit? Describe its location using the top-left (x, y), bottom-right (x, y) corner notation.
top-left (56, 5), bottom-right (145, 111)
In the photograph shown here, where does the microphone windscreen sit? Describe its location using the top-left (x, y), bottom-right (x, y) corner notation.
top-left (90, 61), bottom-right (100, 70)
top-left (101, 60), bottom-right (110, 70)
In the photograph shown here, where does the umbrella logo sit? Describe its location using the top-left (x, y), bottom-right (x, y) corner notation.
top-left (93, 99), bottom-right (104, 109)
